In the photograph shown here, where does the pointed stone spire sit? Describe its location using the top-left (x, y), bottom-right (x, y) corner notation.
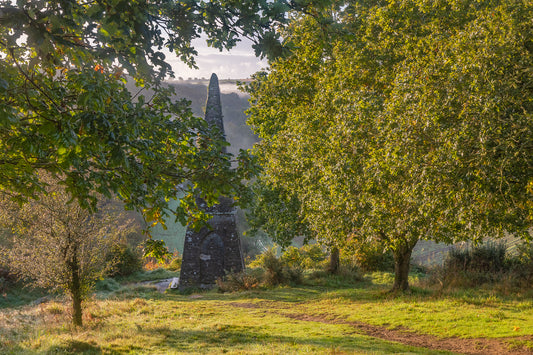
top-left (177, 73), bottom-right (244, 291)
top-left (205, 73), bottom-right (225, 137)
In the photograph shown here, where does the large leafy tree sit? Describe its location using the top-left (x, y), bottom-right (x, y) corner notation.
top-left (247, 0), bottom-right (533, 291)
top-left (0, 0), bottom-right (292, 228)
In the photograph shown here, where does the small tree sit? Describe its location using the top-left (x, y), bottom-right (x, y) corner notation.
top-left (0, 174), bottom-right (132, 326)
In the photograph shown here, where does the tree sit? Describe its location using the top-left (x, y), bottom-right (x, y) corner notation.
top-left (0, 173), bottom-right (133, 326)
top-left (246, 178), bottom-right (311, 248)
top-left (246, 177), bottom-right (344, 273)
top-left (244, 1), bottom-right (348, 272)
top-left (0, 0), bottom-right (292, 230)
top-left (246, 0), bottom-right (533, 292)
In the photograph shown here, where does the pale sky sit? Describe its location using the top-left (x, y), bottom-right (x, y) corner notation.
top-left (164, 37), bottom-right (268, 80)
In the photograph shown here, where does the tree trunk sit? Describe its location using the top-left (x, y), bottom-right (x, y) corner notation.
top-left (327, 247), bottom-right (340, 274)
top-left (69, 252), bottom-right (83, 327)
top-left (391, 241), bottom-right (416, 293)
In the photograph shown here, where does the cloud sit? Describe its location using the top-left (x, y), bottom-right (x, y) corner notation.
top-left (163, 36), bottom-right (268, 80)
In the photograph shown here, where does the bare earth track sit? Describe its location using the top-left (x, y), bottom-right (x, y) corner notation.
top-left (230, 302), bottom-right (533, 355)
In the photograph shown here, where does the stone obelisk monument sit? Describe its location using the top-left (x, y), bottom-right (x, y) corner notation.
top-left (178, 74), bottom-right (244, 290)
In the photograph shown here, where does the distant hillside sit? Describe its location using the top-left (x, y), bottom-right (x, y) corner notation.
top-left (167, 79), bottom-right (257, 157)
top-left (124, 78), bottom-right (257, 157)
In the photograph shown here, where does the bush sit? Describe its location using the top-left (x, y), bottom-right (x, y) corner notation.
top-left (142, 251), bottom-right (181, 272)
top-left (428, 241), bottom-right (533, 290)
top-left (216, 270), bottom-right (262, 292)
top-left (249, 248), bottom-right (302, 286)
top-left (166, 253), bottom-right (182, 271)
top-left (346, 242), bottom-right (394, 272)
top-left (280, 245), bottom-right (327, 270)
top-left (506, 242), bottom-right (533, 288)
top-left (445, 241), bottom-right (507, 273)
top-left (0, 267), bottom-right (16, 293)
top-left (306, 265), bottom-right (364, 287)
top-left (107, 244), bottom-right (143, 277)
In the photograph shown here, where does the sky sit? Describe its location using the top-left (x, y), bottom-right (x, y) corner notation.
top-left (164, 37), bottom-right (269, 80)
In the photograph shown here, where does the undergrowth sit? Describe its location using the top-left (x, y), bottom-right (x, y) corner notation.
top-left (425, 241), bottom-right (533, 292)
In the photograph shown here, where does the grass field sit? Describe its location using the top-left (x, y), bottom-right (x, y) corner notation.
top-left (1, 271), bottom-right (532, 354)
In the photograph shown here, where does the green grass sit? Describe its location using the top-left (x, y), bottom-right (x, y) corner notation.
top-left (0, 283), bottom-right (49, 309)
top-left (0, 272), bottom-right (531, 354)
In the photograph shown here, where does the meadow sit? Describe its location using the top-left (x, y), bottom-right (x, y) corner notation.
top-left (1, 270), bottom-right (532, 354)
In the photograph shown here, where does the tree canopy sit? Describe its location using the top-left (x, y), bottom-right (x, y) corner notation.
top-left (246, 0), bottom-right (533, 291)
top-left (0, 0), bottom-right (291, 227)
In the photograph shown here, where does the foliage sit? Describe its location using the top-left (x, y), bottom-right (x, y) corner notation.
top-left (516, 242), bottom-right (533, 266)
top-left (165, 252), bottom-right (183, 272)
top-left (428, 241), bottom-right (533, 290)
top-left (445, 242), bottom-right (507, 274)
top-left (246, 178), bottom-right (312, 247)
top-left (306, 266), bottom-right (364, 287)
top-left (0, 174), bottom-right (134, 326)
top-left (106, 244), bottom-right (143, 277)
top-left (245, 0), bottom-right (533, 292)
top-left (249, 247), bottom-right (302, 286)
top-left (141, 250), bottom-right (181, 271)
top-left (142, 239), bottom-right (172, 263)
top-left (349, 241), bottom-right (395, 273)
top-left (0, 0), bottom-right (297, 236)
top-left (280, 244), bottom-right (327, 270)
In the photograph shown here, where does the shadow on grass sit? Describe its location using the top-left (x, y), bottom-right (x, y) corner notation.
top-left (118, 324), bottom-right (453, 355)
top-left (30, 324), bottom-right (452, 355)
top-left (47, 340), bottom-right (102, 354)
top-left (0, 285), bottom-right (50, 309)
top-left (100, 271), bottom-right (444, 309)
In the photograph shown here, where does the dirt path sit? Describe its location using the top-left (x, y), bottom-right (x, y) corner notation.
top-left (229, 302), bottom-right (533, 355)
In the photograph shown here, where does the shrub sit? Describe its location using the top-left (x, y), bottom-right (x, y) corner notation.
top-left (306, 265), bottom-right (364, 287)
top-left (346, 242), bottom-right (394, 272)
top-left (141, 251), bottom-right (181, 272)
top-left (506, 242), bottom-right (533, 288)
top-left (107, 244), bottom-right (143, 277)
top-left (0, 267), bottom-right (15, 293)
top-left (445, 241), bottom-right (507, 274)
top-left (427, 241), bottom-right (533, 290)
top-left (216, 270), bottom-right (261, 292)
top-left (166, 252), bottom-right (182, 271)
top-left (516, 241), bottom-right (533, 266)
top-left (249, 248), bottom-right (302, 286)
top-left (280, 245), bottom-right (327, 270)
top-left (436, 242), bottom-right (507, 287)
